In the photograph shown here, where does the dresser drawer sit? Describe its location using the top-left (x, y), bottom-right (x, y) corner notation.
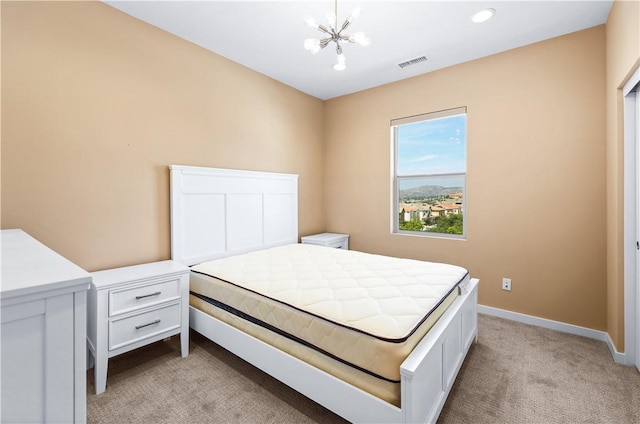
top-left (109, 278), bottom-right (181, 317)
top-left (108, 302), bottom-right (181, 351)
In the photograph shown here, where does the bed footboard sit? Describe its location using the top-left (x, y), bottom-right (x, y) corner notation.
top-left (189, 278), bottom-right (478, 424)
top-left (400, 278), bottom-right (479, 423)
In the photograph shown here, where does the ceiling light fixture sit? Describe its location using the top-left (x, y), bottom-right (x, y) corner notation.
top-left (303, 0), bottom-right (370, 71)
top-left (471, 8), bottom-right (496, 23)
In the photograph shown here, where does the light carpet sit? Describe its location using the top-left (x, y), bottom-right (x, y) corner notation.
top-left (88, 314), bottom-right (640, 423)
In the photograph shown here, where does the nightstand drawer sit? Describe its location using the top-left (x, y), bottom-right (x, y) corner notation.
top-left (109, 302), bottom-right (181, 351)
top-left (109, 278), bottom-right (181, 317)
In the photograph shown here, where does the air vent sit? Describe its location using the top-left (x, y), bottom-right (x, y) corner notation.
top-left (397, 55), bottom-right (429, 69)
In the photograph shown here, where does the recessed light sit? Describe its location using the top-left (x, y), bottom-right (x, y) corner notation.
top-left (471, 8), bottom-right (495, 23)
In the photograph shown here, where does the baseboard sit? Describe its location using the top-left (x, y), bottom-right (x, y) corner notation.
top-left (605, 333), bottom-right (626, 364)
top-left (478, 305), bottom-right (626, 364)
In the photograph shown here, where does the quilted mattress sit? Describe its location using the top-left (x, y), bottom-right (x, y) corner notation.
top-left (190, 243), bottom-right (469, 405)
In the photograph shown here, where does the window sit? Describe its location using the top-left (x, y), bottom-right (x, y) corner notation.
top-left (391, 107), bottom-right (467, 238)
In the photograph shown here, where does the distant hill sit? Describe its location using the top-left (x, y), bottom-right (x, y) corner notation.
top-left (399, 185), bottom-right (462, 201)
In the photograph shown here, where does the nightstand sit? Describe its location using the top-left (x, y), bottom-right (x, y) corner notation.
top-left (87, 260), bottom-right (190, 394)
top-left (301, 232), bottom-right (349, 250)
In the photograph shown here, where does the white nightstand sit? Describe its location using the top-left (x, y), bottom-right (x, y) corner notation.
top-left (87, 260), bottom-right (190, 394)
top-left (301, 232), bottom-right (349, 250)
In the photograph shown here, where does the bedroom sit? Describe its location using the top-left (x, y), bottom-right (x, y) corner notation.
top-left (1, 0), bottom-right (639, 422)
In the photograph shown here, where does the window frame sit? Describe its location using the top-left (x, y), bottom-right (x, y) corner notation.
top-left (391, 107), bottom-right (467, 239)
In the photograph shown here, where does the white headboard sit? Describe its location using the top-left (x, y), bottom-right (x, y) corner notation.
top-left (170, 165), bottom-right (299, 266)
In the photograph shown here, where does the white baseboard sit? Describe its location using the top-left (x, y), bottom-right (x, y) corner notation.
top-left (478, 305), bottom-right (626, 364)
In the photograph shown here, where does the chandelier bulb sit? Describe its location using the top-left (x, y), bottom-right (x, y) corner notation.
top-left (348, 32), bottom-right (371, 46)
top-left (303, 15), bottom-right (319, 29)
top-left (304, 38), bottom-right (321, 54)
top-left (333, 61), bottom-right (346, 71)
top-left (333, 52), bottom-right (346, 71)
top-left (348, 8), bottom-right (361, 22)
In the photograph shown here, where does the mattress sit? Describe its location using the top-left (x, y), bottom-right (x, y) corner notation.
top-left (190, 243), bottom-right (469, 406)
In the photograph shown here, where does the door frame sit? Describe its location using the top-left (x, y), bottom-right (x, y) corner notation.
top-left (623, 66), bottom-right (639, 370)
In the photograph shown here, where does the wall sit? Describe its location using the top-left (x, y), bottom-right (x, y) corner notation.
top-left (324, 27), bottom-right (608, 331)
top-left (1, 1), bottom-right (325, 271)
top-left (1, 1), bottom-right (626, 341)
top-left (605, 0), bottom-right (640, 351)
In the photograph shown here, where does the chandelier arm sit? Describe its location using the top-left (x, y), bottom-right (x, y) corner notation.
top-left (339, 19), bottom-right (352, 33)
top-left (319, 38), bottom-right (332, 49)
top-left (317, 25), bottom-right (332, 35)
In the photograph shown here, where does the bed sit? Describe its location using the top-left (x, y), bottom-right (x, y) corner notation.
top-left (169, 165), bottom-right (478, 423)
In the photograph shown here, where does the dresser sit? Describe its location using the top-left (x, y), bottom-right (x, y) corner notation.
top-left (87, 260), bottom-right (190, 394)
top-left (301, 232), bottom-right (350, 250)
top-left (1, 229), bottom-right (91, 424)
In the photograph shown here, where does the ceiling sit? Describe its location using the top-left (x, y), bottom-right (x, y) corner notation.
top-left (104, 1), bottom-right (613, 100)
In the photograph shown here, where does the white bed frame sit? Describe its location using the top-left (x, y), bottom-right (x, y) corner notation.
top-left (169, 165), bottom-right (478, 424)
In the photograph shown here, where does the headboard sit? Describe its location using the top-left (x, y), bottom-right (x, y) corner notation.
top-left (169, 165), bottom-right (299, 266)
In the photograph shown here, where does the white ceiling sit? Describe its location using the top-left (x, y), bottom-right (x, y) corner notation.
top-left (105, 0), bottom-right (613, 100)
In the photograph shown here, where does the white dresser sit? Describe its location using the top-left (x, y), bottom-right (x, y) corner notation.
top-left (1, 229), bottom-right (91, 424)
top-left (87, 260), bottom-right (190, 394)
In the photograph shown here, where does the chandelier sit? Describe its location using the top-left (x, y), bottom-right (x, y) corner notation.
top-left (303, 1), bottom-right (371, 71)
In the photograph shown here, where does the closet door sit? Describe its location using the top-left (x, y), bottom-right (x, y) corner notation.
top-left (636, 84), bottom-right (640, 373)
top-left (624, 70), bottom-right (639, 373)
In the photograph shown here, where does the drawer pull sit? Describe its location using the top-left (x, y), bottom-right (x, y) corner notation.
top-left (135, 319), bottom-right (161, 330)
top-left (135, 291), bottom-right (161, 300)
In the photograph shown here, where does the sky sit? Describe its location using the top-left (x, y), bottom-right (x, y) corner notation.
top-left (396, 113), bottom-right (466, 190)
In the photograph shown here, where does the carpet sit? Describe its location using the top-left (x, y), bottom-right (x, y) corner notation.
top-left (88, 314), bottom-right (640, 423)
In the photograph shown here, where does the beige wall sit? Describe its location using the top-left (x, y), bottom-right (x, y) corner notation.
top-left (605, 0), bottom-right (640, 350)
top-left (1, 1), bottom-right (325, 271)
top-left (324, 27), bottom-right (608, 331)
top-left (2, 1), bottom-right (633, 344)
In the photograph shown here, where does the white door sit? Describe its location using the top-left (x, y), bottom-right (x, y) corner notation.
top-left (624, 69), bottom-right (640, 373)
top-left (636, 85), bottom-right (640, 373)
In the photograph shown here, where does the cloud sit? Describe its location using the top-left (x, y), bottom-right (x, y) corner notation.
top-left (408, 154), bottom-right (437, 163)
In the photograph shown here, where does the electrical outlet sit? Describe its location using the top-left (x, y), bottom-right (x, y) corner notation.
top-left (502, 278), bottom-right (512, 291)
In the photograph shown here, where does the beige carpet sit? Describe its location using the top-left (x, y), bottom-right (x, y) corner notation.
top-left (88, 315), bottom-right (640, 423)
